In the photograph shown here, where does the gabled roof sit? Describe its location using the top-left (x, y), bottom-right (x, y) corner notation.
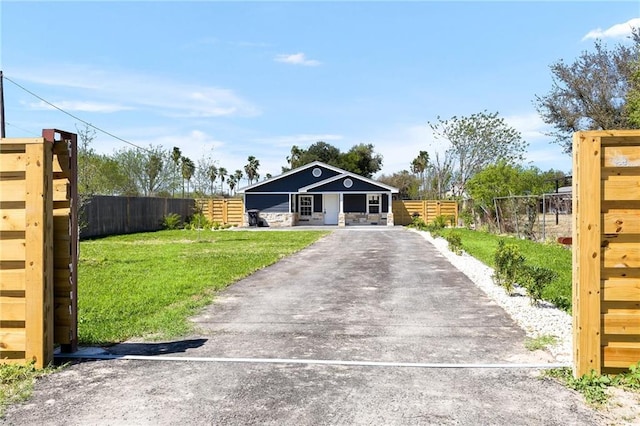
top-left (299, 172), bottom-right (399, 193)
top-left (237, 161), bottom-right (398, 194)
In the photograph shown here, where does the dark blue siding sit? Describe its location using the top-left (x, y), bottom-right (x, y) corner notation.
top-left (307, 176), bottom-right (390, 192)
top-left (314, 194), bottom-right (323, 212)
top-left (246, 166), bottom-right (341, 192)
top-left (245, 194), bottom-right (289, 212)
top-left (344, 194), bottom-right (366, 213)
top-left (382, 194), bottom-right (389, 212)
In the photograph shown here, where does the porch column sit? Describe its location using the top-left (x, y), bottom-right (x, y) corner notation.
top-left (338, 193), bottom-right (346, 227)
top-left (386, 193), bottom-right (394, 226)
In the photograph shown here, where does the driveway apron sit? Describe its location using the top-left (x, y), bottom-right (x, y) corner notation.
top-left (1, 228), bottom-right (604, 426)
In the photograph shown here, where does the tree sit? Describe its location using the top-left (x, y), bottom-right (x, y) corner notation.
top-left (218, 167), bottom-right (227, 194)
top-left (377, 170), bottom-right (420, 199)
top-left (227, 175), bottom-right (237, 195)
top-left (339, 143), bottom-right (383, 178)
top-left (283, 141), bottom-right (384, 177)
top-left (113, 145), bottom-right (173, 196)
top-left (535, 35), bottom-right (640, 153)
top-left (234, 169), bottom-right (243, 188)
top-left (286, 145), bottom-right (304, 170)
top-left (467, 161), bottom-right (562, 229)
top-left (207, 165), bottom-right (218, 196)
top-left (181, 157), bottom-right (195, 197)
top-left (171, 147), bottom-right (182, 197)
top-left (244, 156), bottom-right (260, 185)
top-left (410, 151), bottom-right (429, 199)
top-left (626, 30), bottom-right (640, 126)
top-left (426, 150), bottom-right (454, 199)
top-left (429, 111), bottom-right (528, 198)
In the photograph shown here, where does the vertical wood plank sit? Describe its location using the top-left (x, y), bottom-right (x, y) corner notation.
top-left (23, 141), bottom-right (53, 368)
top-left (573, 132), bottom-right (603, 377)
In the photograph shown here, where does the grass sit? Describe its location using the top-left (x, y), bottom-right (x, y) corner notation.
top-left (544, 363), bottom-right (640, 406)
top-left (0, 362), bottom-right (58, 417)
top-left (78, 229), bottom-right (328, 344)
top-left (524, 334), bottom-right (558, 351)
top-left (435, 228), bottom-right (572, 312)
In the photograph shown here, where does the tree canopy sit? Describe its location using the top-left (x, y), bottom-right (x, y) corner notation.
top-left (535, 33), bottom-right (640, 153)
top-left (429, 111), bottom-right (528, 198)
top-left (284, 141), bottom-right (383, 178)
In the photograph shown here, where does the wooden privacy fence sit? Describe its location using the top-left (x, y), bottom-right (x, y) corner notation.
top-left (196, 198), bottom-right (244, 226)
top-left (573, 130), bottom-right (640, 376)
top-left (81, 196), bottom-right (194, 239)
top-left (392, 200), bottom-right (458, 226)
top-left (1, 130), bottom-right (78, 368)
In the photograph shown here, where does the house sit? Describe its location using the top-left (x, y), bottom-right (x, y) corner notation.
top-left (236, 161), bottom-right (399, 227)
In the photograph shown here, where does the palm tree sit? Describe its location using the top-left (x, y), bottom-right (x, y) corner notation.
top-left (234, 169), bottom-right (243, 187)
top-left (227, 175), bottom-right (237, 195)
top-left (171, 147), bottom-right (182, 197)
top-left (207, 165), bottom-right (218, 196)
top-left (244, 156), bottom-right (260, 185)
top-left (410, 151), bottom-right (429, 199)
top-left (181, 157), bottom-right (195, 197)
top-left (218, 167), bottom-right (228, 195)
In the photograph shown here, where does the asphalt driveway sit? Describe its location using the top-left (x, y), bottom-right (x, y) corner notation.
top-left (2, 228), bottom-right (604, 425)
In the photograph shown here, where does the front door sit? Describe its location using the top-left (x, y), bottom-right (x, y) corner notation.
top-left (324, 194), bottom-right (339, 225)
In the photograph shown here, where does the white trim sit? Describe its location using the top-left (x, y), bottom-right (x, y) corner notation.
top-left (237, 161), bottom-right (349, 193)
top-left (299, 172), bottom-right (399, 193)
top-left (367, 193), bottom-right (381, 214)
top-left (299, 194), bottom-right (313, 217)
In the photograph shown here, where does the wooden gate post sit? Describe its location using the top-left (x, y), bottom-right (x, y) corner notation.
top-left (572, 130), bottom-right (640, 377)
top-left (572, 132), bottom-right (602, 377)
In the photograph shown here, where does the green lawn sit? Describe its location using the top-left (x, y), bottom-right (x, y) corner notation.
top-left (437, 228), bottom-right (573, 312)
top-left (78, 229), bottom-right (328, 344)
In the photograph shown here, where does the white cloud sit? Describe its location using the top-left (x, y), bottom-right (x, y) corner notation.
top-left (11, 65), bottom-right (261, 118)
top-left (27, 100), bottom-right (133, 113)
top-left (252, 133), bottom-right (343, 148)
top-left (582, 17), bottom-right (640, 41)
top-left (274, 53), bottom-right (321, 66)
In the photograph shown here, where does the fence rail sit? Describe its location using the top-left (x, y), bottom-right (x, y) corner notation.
top-left (392, 200), bottom-right (458, 226)
top-left (196, 198), bottom-right (244, 226)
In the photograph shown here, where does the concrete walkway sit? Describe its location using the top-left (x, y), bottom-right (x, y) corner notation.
top-left (2, 228), bottom-right (604, 425)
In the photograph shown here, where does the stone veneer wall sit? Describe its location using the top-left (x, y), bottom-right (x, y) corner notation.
top-left (344, 213), bottom-right (388, 226)
top-left (245, 212), bottom-right (295, 228)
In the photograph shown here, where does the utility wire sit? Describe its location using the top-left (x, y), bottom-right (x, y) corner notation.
top-left (6, 121), bottom-right (40, 137)
top-left (3, 74), bottom-right (151, 153)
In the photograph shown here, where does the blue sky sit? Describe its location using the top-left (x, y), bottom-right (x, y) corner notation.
top-left (1, 1), bottom-right (639, 181)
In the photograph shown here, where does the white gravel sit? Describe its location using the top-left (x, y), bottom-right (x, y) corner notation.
top-left (414, 229), bottom-right (573, 363)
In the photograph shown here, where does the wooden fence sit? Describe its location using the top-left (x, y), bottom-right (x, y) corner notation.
top-left (573, 130), bottom-right (640, 376)
top-left (196, 198), bottom-right (244, 226)
top-left (392, 200), bottom-right (458, 226)
top-left (81, 196), bottom-right (194, 239)
top-left (1, 130), bottom-right (78, 367)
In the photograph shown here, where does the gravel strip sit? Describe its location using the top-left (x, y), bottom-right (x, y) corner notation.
top-left (413, 229), bottom-right (573, 363)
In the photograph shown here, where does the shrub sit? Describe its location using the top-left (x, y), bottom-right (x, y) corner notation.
top-left (445, 231), bottom-right (463, 255)
top-left (519, 265), bottom-right (557, 305)
top-left (161, 213), bottom-right (182, 230)
top-left (186, 213), bottom-right (211, 230)
top-left (493, 240), bottom-right (525, 295)
top-left (459, 209), bottom-right (474, 229)
top-left (432, 214), bottom-right (448, 229)
top-left (408, 215), bottom-right (427, 230)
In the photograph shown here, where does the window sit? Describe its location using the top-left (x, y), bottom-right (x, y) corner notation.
top-left (368, 194), bottom-right (380, 214)
top-left (300, 195), bottom-right (313, 217)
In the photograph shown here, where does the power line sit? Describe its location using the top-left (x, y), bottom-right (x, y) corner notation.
top-left (6, 122), bottom-right (40, 137)
top-left (3, 74), bottom-right (151, 153)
